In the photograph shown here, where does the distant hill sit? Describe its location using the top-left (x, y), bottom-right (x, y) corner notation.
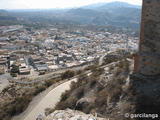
top-left (0, 10), bottom-right (18, 26)
top-left (95, 1), bottom-right (141, 9)
top-left (59, 2), bottom-right (142, 29)
top-left (0, 2), bottom-right (142, 29)
top-left (83, 1), bottom-right (141, 10)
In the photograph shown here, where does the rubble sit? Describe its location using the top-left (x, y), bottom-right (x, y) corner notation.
top-left (43, 109), bottom-right (106, 120)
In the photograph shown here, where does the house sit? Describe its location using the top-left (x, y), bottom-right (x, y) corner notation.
top-left (36, 64), bottom-right (48, 72)
top-left (48, 65), bottom-right (59, 71)
top-left (19, 65), bottom-right (30, 75)
top-left (0, 58), bottom-right (7, 65)
top-left (0, 49), bottom-right (8, 55)
top-left (0, 37), bottom-right (9, 42)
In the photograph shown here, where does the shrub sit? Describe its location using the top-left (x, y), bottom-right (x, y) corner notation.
top-left (54, 78), bottom-right (61, 82)
top-left (60, 90), bottom-right (71, 102)
top-left (55, 96), bottom-right (78, 110)
top-left (4, 95), bottom-right (32, 118)
top-left (77, 73), bottom-right (89, 86)
top-left (33, 85), bottom-right (46, 95)
top-left (44, 79), bottom-right (55, 87)
top-left (90, 66), bottom-right (104, 78)
top-left (10, 73), bottom-right (17, 77)
top-left (89, 79), bottom-right (97, 88)
top-left (75, 87), bottom-right (85, 99)
top-left (61, 70), bottom-right (75, 80)
top-left (84, 65), bottom-right (92, 71)
top-left (70, 81), bottom-right (78, 90)
top-left (76, 70), bottom-right (83, 75)
top-left (83, 103), bottom-right (95, 114)
top-left (95, 89), bottom-right (108, 107)
top-left (96, 84), bottom-right (104, 92)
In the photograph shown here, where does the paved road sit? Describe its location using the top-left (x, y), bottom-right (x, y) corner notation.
top-left (16, 78), bottom-right (77, 120)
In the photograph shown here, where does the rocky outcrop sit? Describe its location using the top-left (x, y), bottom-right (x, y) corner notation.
top-left (43, 109), bottom-right (106, 120)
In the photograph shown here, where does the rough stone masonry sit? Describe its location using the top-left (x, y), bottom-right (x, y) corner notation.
top-left (134, 0), bottom-right (160, 76)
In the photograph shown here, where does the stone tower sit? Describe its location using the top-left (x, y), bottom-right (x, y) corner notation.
top-left (134, 0), bottom-right (160, 76)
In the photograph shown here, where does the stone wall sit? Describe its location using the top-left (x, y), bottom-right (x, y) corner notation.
top-left (135, 0), bottom-right (160, 75)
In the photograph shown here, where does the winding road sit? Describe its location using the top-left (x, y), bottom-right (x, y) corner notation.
top-left (13, 78), bottom-right (77, 120)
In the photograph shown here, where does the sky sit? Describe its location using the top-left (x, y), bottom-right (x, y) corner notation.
top-left (0, 0), bottom-right (142, 9)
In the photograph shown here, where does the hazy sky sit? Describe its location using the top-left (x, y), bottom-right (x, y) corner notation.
top-left (0, 0), bottom-right (142, 9)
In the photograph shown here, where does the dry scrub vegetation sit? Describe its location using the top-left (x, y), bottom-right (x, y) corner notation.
top-left (52, 59), bottom-right (135, 119)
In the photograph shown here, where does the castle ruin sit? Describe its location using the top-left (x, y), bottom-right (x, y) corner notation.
top-left (134, 0), bottom-right (160, 76)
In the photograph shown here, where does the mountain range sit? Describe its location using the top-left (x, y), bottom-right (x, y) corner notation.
top-left (0, 2), bottom-right (142, 29)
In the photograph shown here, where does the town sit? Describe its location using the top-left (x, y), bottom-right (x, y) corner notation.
top-left (0, 25), bottom-right (138, 78)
